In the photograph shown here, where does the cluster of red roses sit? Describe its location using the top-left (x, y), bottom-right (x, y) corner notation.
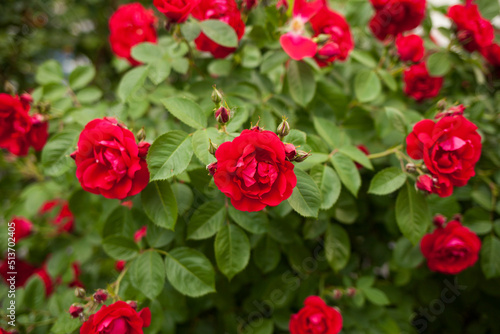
top-left (0, 93), bottom-right (48, 156)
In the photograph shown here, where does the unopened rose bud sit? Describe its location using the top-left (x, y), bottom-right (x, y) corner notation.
top-left (127, 300), bottom-right (138, 310)
top-left (277, 117), bottom-right (290, 139)
top-left (415, 175), bottom-right (433, 194)
top-left (451, 213), bottom-right (463, 223)
top-left (136, 127), bottom-right (146, 142)
top-left (433, 214), bottom-right (446, 228)
top-left (211, 87), bottom-right (222, 105)
top-left (93, 289), bottom-right (108, 303)
top-left (447, 105), bottom-right (465, 116)
top-left (208, 139), bottom-right (218, 156)
top-left (293, 150), bottom-right (311, 162)
top-left (347, 287), bottom-right (356, 297)
top-left (284, 143), bottom-right (296, 161)
top-left (115, 260), bottom-right (126, 272)
top-left (215, 106), bottom-right (230, 124)
top-left (332, 289), bottom-right (343, 300)
top-left (69, 304), bottom-right (84, 318)
top-left (207, 162), bottom-right (217, 176)
top-left (405, 163), bottom-right (416, 174)
top-left (75, 287), bottom-right (86, 298)
top-left (20, 93), bottom-right (33, 108)
top-left (436, 99), bottom-right (447, 111)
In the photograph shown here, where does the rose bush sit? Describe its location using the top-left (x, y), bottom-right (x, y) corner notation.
top-left (1, 0), bottom-right (500, 333)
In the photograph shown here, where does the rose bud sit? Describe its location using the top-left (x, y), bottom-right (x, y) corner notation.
top-left (405, 163), bottom-right (416, 174)
top-left (136, 127), bottom-right (146, 142)
top-left (207, 162), bottom-right (217, 176)
top-left (277, 117), bottom-right (290, 139)
top-left (293, 150), bottom-right (311, 162)
top-left (20, 93), bottom-right (33, 108)
top-left (75, 287), bottom-right (86, 298)
top-left (133, 226), bottom-right (147, 243)
top-left (138, 142), bottom-right (151, 159)
top-left (126, 300), bottom-right (138, 311)
top-left (211, 88), bottom-right (222, 105)
top-left (452, 213), bottom-right (463, 223)
top-left (69, 304), bottom-right (84, 318)
top-left (93, 289), bottom-right (108, 303)
top-left (215, 106), bottom-right (230, 124)
top-left (433, 214), bottom-right (447, 228)
top-left (115, 260), bottom-right (126, 272)
top-left (208, 139), bottom-right (218, 156)
top-left (415, 175), bottom-right (434, 194)
top-left (284, 143), bottom-right (296, 161)
top-left (346, 287), bottom-right (356, 297)
top-left (332, 289), bottom-right (343, 300)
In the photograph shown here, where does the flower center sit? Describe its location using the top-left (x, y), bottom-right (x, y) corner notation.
top-left (291, 17), bottom-right (306, 34)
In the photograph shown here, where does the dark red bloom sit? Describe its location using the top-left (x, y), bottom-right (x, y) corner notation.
top-left (69, 304), bottom-right (84, 318)
top-left (481, 43), bottom-right (500, 67)
top-left (109, 3), bottom-right (158, 66)
top-left (93, 289), bottom-right (108, 303)
top-left (10, 217), bottom-right (33, 242)
top-left (215, 106), bottom-right (230, 124)
top-left (27, 113), bottom-right (49, 151)
top-left (153, 0), bottom-right (200, 23)
top-left (72, 118), bottom-right (150, 200)
top-left (0, 259), bottom-right (53, 295)
top-left (80, 301), bottom-right (151, 334)
top-left (137, 142), bottom-right (150, 158)
top-left (369, 0), bottom-right (426, 41)
top-left (396, 34), bottom-right (424, 62)
top-left (213, 128), bottom-right (297, 212)
top-left (289, 296), bottom-right (342, 334)
top-left (403, 62), bottom-right (443, 102)
top-left (421, 220), bottom-right (481, 274)
top-left (448, 4), bottom-right (493, 53)
top-left (39, 199), bottom-right (74, 233)
top-left (191, 0), bottom-right (245, 58)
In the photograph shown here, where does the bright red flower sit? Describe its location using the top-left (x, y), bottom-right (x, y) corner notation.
top-left (213, 127), bottom-right (297, 212)
top-left (109, 3), bottom-right (158, 66)
top-left (481, 43), bottom-right (500, 67)
top-left (39, 199), bottom-right (74, 233)
top-left (80, 301), bottom-right (151, 334)
top-left (403, 62), bottom-right (443, 102)
top-left (369, 0), bottom-right (426, 41)
top-left (421, 221), bottom-right (481, 274)
top-left (10, 217), bottom-right (33, 242)
top-left (396, 34), bottom-right (425, 62)
top-left (153, 0), bottom-right (200, 23)
top-left (0, 259), bottom-right (53, 296)
top-left (27, 113), bottom-right (49, 151)
top-left (191, 0), bottom-right (245, 58)
top-left (72, 118), bottom-right (150, 200)
top-left (448, 4), bottom-right (493, 53)
top-left (289, 296), bottom-right (342, 334)
top-left (406, 112), bottom-right (482, 197)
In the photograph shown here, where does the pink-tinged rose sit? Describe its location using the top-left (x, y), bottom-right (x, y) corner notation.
top-left (396, 34), bottom-right (424, 62)
top-left (109, 3), bottom-right (158, 66)
top-left (72, 118), bottom-right (150, 200)
top-left (153, 0), bottom-right (200, 23)
top-left (369, 0), bottom-right (426, 41)
top-left (134, 226), bottom-right (147, 243)
top-left (403, 62), bottom-right (443, 102)
top-left (406, 113), bottom-right (481, 197)
top-left (191, 0), bottom-right (245, 59)
top-left (284, 143), bottom-right (297, 161)
top-left (80, 301), bottom-right (151, 334)
top-left (289, 296), bottom-right (343, 334)
top-left (448, 4), bottom-right (494, 53)
top-left (0, 259), bottom-right (53, 296)
top-left (213, 128), bottom-right (297, 212)
top-left (421, 221), bottom-right (481, 274)
top-left (280, 33), bottom-right (317, 60)
top-left (39, 199), bottom-right (75, 233)
top-left (10, 217), bottom-right (33, 242)
top-left (0, 93), bottom-right (33, 156)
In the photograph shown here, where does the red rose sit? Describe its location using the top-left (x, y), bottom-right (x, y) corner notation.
top-left (0, 259), bottom-right (53, 295)
top-left (0, 329), bottom-right (15, 334)
top-left (72, 118), bottom-right (150, 200)
top-left (109, 3), bottom-right (158, 66)
top-left (369, 0), bottom-right (426, 41)
top-left (421, 220), bottom-right (481, 274)
top-left (448, 4), bottom-right (493, 53)
top-left (69, 304), bottom-right (84, 318)
top-left (310, 6), bottom-right (354, 66)
top-left (403, 62), bottom-right (443, 102)
top-left (11, 217), bottom-right (33, 242)
top-left (27, 113), bottom-right (49, 151)
top-left (481, 43), bottom-right (500, 67)
top-left (115, 260), bottom-right (126, 272)
top-left (39, 199), bottom-right (74, 233)
top-left (289, 296), bottom-right (342, 334)
top-left (80, 301), bottom-right (151, 334)
top-left (396, 34), bottom-right (424, 62)
top-left (191, 0), bottom-right (245, 58)
top-left (406, 112), bottom-right (482, 197)
top-left (153, 0), bottom-right (199, 23)
top-left (213, 127), bottom-right (297, 212)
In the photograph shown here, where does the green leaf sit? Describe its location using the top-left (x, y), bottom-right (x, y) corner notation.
top-left (117, 66), bottom-right (148, 102)
top-left (288, 168), bottom-right (321, 218)
top-left (199, 19), bottom-right (238, 48)
top-left (36, 60), bottom-right (63, 85)
top-left (331, 153), bottom-right (361, 197)
top-left (192, 128), bottom-right (218, 165)
top-left (350, 50), bottom-right (377, 68)
top-left (325, 223), bottom-right (351, 272)
top-left (102, 206), bottom-right (136, 238)
top-left (312, 117), bottom-right (345, 149)
top-left (145, 221), bottom-right (176, 248)
top-left (147, 130), bottom-right (193, 181)
top-left (215, 224), bottom-right (251, 280)
top-left (427, 52), bottom-right (451, 77)
top-left (287, 60), bottom-right (316, 107)
top-left (228, 205), bottom-right (268, 234)
top-left (260, 50), bottom-right (289, 73)
top-left (187, 201), bottom-right (226, 240)
top-left (481, 235), bottom-right (500, 279)
top-left (338, 145), bottom-right (373, 170)
top-left (148, 60), bottom-right (171, 85)
top-left (368, 167), bottom-right (407, 195)
top-left (76, 87), bottom-right (103, 104)
top-left (254, 236), bottom-right (281, 273)
top-left (377, 69), bottom-right (397, 92)
top-left (310, 165), bottom-right (341, 210)
top-left (161, 97), bottom-right (207, 129)
top-left (171, 58), bottom-right (189, 74)
top-left (69, 65), bottom-right (96, 90)
top-left (362, 287), bottom-right (390, 306)
top-left (354, 69), bottom-right (381, 103)
top-left (102, 236), bottom-right (139, 260)
top-left (23, 276), bottom-right (45, 309)
top-left (130, 251), bottom-right (166, 299)
top-left (41, 128), bottom-right (79, 177)
top-left (180, 20), bottom-right (201, 41)
top-left (131, 42), bottom-right (163, 63)
top-left (51, 315), bottom-right (81, 334)
top-left (393, 237), bottom-right (424, 269)
top-left (242, 319), bottom-right (274, 334)
top-left (241, 44), bottom-right (262, 68)
top-left (395, 182), bottom-right (431, 244)
top-left (171, 182), bottom-right (194, 215)
top-left (141, 180), bottom-right (178, 230)
top-left (164, 247), bottom-right (216, 297)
